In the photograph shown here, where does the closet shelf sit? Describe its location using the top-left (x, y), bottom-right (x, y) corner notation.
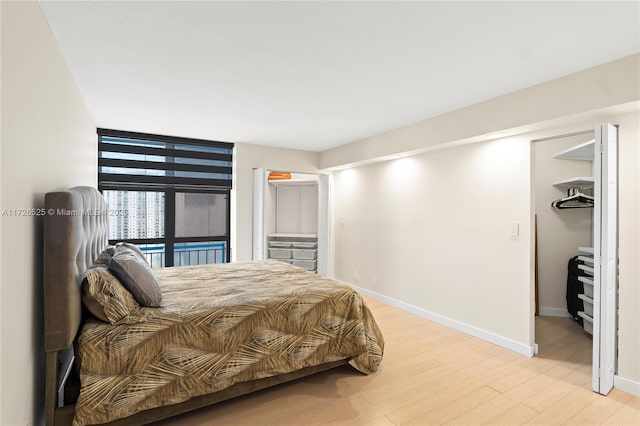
top-left (578, 246), bottom-right (594, 255)
top-left (267, 233), bottom-right (318, 272)
top-left (578, 293), bottom-right (594, 305)
top-left (553, 177), bottom-right (594, 188)
top-left (578, 310), bottom-right (594, 335)
top-left (578, 255), bottom-right (594, 265)
top-left (578, 311), bottom-right (593, 322)
top-left (268, 179), bottom-right (318, 187)
top-left (578, 264), bottom-right (594, 275)
top-left (553, 139), bottom-right (595, 161)
top-left (578, 276), bottom-right (594, 286)
top-left (579, 276), bottom-right (594, 298)
top-left (268, 233), bottom-right (317, 239)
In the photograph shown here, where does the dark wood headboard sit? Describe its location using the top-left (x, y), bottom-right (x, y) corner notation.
top-left (44, 186), bottom-right (108, 351)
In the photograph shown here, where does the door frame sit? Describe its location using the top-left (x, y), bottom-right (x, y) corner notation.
top-left (531, 123), bottom-right (618, 395)
top-left (252, 168), bottom-right (332, 277)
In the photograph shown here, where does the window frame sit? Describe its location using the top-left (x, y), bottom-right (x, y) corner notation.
top-left (97, 128), bottom-right (233, 266)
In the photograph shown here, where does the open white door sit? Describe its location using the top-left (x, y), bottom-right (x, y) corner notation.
top-left (252, 168), bottom-right (267, 260)
top-left (317, 174), bottom-right (331, 276)
top-left (592, 123), bottom-right (618, 395)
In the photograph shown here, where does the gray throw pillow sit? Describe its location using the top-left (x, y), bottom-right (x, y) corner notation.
top-left (109, 250), bottom-right (162, 307)
top-left (92, 246), bottom-right (116, 268)
top-left (115, 242), bottom-right (148, 264)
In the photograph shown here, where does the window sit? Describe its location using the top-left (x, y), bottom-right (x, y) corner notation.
top-left (98, 128), bottom-right (233, 268)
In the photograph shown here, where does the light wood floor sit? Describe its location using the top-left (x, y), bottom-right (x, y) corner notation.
top-left (158, 297), bottom-right (640, 425)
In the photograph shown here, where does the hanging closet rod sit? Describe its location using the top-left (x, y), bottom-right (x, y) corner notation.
top-left (531, 129), bottom-right (594, 143)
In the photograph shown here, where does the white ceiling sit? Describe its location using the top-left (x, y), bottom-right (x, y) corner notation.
top-left (39, 1), bottom-right (639, 151)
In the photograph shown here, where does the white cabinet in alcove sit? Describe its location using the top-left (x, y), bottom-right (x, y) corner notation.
top-left (275, 182), bottom-right (318, 234)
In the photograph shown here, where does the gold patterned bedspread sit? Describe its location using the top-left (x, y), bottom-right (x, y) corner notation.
top-left (73, 260), bottom-right (384, 425)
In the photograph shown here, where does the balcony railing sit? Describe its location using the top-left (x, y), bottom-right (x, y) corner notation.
top-left (139, 242), bottom-right (227, 269)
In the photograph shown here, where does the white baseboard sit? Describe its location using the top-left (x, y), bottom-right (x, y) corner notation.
top-left (539, 307), bottom-right (571, 317)
top-left (345, 282), bottom-right (535, 358)
top-left (614, 375), bottom-right (640, 397)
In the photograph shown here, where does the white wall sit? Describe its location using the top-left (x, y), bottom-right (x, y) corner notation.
top-left (333, 137), bottom-right (534, 352)
top-left (616, 111), bottom-right (640, 384)
top-left (0, 2), bottom-right (96, 425)
top-left (321, 54), bottom-right (639, 169)
top-left (323, 53), bottom-right (639, 387)
top-left (330, 109), bottom-right (640, 387)
top-left (232, 143), bottom-right (319, 261)
top-left (534, 134), bottom-right (593, 316)
top-left (0, 2), bottom-right (3, 417)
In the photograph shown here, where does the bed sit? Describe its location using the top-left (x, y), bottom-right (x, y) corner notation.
top-left (43, 187), bottom-right (384, 425)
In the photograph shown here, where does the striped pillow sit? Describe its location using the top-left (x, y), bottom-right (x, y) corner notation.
top-left (82, 267), bottom-right (139, 324)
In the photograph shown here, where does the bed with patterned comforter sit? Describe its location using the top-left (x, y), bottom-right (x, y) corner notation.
top-left (73, 260), bottom-right (384, 425)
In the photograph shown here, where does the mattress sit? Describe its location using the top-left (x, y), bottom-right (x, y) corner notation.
top-left (73, 260), bottom-right (384, 425)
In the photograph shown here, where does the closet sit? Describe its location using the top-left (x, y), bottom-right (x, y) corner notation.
top-left (575, 246), bottom-right (595, 334)
top-left (551, 139), bottom-right (596, 335)
top-left (252, 169), bottom-right (330, 276)
top-left (534, 123), bottom-right (618, 395)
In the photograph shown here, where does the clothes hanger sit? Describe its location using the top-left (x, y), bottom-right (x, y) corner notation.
top-left (552, 187), bottom-right (594, 209)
